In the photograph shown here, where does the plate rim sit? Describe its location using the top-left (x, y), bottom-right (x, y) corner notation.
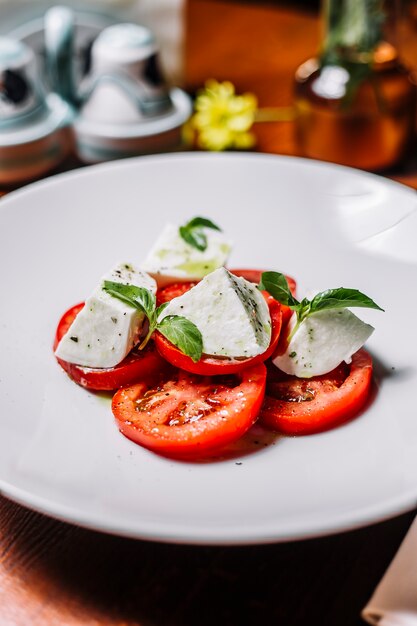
top-left (1, 478), bottom-right (416, 545)
top-left (1, 151), bottom-right (416, 545)
top-left (1, 151), bottom-right (416, 212)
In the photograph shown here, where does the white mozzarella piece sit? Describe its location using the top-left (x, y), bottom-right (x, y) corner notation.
top-left (141, 223), bottom-right (232, 287)
top-left (273, 308), bottom-right (374, 377)
top-left (159, 267), bottom-right (271, 358)
top-left (55, 263), bottom-right (156, 368)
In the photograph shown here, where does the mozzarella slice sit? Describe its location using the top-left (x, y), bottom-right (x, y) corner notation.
top-left (141, 222), bottom-right (232, 287)
top-left (158, 267), bottom-right (271, 358)
top-left (55, 263), bottom-right (156, 368)
top-left (273, 308), bottom-right (374, 377)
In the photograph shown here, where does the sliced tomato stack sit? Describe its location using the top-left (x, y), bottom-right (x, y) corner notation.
top-left (53, 303), bottom-right (169, 391)
top-left (54, 269), bottom-right (374, 457)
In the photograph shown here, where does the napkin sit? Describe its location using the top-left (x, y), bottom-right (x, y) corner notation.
top-left (362, 517), bottom-right (417, 626)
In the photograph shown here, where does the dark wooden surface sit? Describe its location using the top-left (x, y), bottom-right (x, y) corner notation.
top-left (1, 1), bottom-right (416, 624)
top-left (0, 495), bottom-right (415, 626)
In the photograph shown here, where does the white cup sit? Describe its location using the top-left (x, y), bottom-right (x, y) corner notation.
top-left (0, 37), bottom-right (45, 125)
top-left (80, 23), bottom-right (173, 124)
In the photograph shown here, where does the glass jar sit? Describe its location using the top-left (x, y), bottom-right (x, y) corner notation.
top-left (294, 0), bottom-right (416, 171)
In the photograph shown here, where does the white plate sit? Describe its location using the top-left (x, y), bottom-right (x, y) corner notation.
top-left (1, 153), bottom-right (416, 545)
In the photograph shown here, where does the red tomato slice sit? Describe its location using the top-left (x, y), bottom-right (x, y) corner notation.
top-left (154, 293), bottom-right (282, 375)
top-left (53, 303), bottom-right (85, 347)
top-left (229, 268), bottom-right (297, 326)
top-left (260, 349), bottom-right (373, 435)
top-left (54, 303), bottom-right (168, 391)
top-left (112, 363), bottom-right (267, 458)
top-left (156, 281), bottom-right (198, 305)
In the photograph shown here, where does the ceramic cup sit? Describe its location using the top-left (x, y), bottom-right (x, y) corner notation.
top-left (0, 35), bottom-right (73, 185)
top-left (44, 7), bottom-right (192, 163)
top-left (80, 23), bottom-right (173, 123)
top-left (0, 37), bottom-right (45, 126)
top-left (74, 23), bottom-right (192, 162)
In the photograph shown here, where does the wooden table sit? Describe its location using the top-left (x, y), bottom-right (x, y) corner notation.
top-left (1, 2), bottom-right (416, 624)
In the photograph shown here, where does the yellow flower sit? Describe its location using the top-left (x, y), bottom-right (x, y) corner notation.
top-left (187, 79), bottom-right (258, 151)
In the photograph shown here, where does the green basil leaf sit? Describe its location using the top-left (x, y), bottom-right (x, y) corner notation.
top-left (184, 217), bottom-right (221, 232)
top-left (297, 297), bottom-right (312, 323)
top-left (103, 281), bottom-right (141, 308)
top-left (133, 287), bottom-right (156, 318)
top-left (156, 302), bottom-right (170, 318)
top-left (157, 315), bottom-right (203, 362)
top-left (179, 216), bottom-right (222, 251)
top-left (179, 225), bottom-right (207, 251)
top-left (258, 271), bottom-right (299, 308)
top-left (103, 281), bottom-right (156, 318)
top-left (310, 288), bottom-right (384, 313)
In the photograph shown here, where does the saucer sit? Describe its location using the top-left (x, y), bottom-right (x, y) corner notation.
top-left (74, 87), bottom-right (191, 162)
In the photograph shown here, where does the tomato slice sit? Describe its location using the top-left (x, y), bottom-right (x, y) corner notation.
top-left (154, 293), bottom-right (282, 375)
top-left (53, 303), bottom-right (85, 347)
top-left (260, 349), bottom-right (373, 435)
top-left (54, 303), bottom-right (168, 391)
top-left (156, 281), bottom-right (198, 306)
top-left (229, 269), bottom-right (297, 327)
top-left (112, 363), bottom-right (267, 458)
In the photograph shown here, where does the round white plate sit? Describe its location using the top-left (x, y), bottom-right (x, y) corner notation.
top-left (1, 153), bottom-right (416, 545)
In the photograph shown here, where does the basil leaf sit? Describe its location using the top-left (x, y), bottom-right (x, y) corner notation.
top-left (157, 315), bottom-right (203, 362)
top-left (310, 288), bottom-right (384, 313)
top-left (184, 217), bottom-right (221, 231)
top-left (133, 287), bottom-right (156, 318)
top-left (179, 225), bottom-right (207, 252)
top-left (103, 281), bottom-right (156, 318)
top-left (156, 302), bottom-right (170, 318)
top-left (259, 271), bottom-right (299, 308)
top-left (297, 297), bottom-right (312, 323)
top-left (103, 281), bottom-right (142, 308)
top-left (179, 216), bottom-right (222, 251)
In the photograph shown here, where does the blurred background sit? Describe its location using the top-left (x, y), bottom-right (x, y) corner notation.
top-left (2, 0), bottom-right (417, 183)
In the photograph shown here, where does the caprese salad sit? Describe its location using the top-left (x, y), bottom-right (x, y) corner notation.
top-left (54, 216), bottom-right (383, 458)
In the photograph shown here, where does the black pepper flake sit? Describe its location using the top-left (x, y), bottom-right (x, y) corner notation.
top-left (235, 462), bottom-right (242, 466)
top-left (70, 336), bottom-right (78, 343)
top-left (111, 317), bottom-right (118, 324)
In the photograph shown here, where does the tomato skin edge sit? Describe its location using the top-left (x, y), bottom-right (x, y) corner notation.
top-left (260, 349), bottom-right (373, 436)
top-left (54, 348), bottom-right (168, 391)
